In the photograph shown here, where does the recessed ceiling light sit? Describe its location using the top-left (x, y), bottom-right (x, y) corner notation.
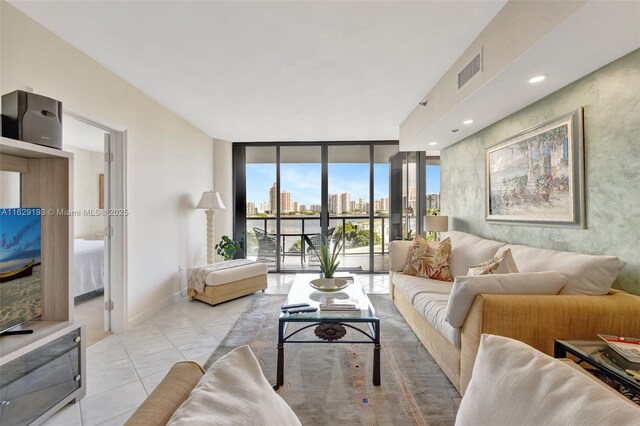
top-left (463, 119), bottom-right (474, 125)
top-left (451, 129), bottom-right (459, 133)
top-left (529, 75), bottom-right (546, 84)
top-left (429, 142), bottom-right (438, 146)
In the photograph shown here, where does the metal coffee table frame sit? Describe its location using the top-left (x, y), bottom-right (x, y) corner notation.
top-left (274, 275), bottom-right (381, 390)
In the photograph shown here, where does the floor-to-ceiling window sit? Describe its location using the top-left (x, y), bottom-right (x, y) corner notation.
top-left (373, 145), bottom-right (399, 271)
top-left (244, 146), bottom-right (277, 271)
top-left (388, 152), bottom-right (440, 240)
top-left (425, 157), bottom-right (441, 216)
top-left (234, 141), bottom-right (399, 273)
top-left (280, 146), bottom-right (322, 270)
top-left (328, 145), bottom-right (371, 272)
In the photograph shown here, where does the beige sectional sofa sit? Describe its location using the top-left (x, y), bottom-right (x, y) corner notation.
top-left (389, 231), bottom-right (640, 395)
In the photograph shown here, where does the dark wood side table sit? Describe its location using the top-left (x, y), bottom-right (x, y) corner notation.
top-left (554, 339), bottom-right (640, 400)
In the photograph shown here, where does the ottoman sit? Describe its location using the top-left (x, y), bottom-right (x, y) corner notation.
top-left (188, 260), bottom-right (268, 306)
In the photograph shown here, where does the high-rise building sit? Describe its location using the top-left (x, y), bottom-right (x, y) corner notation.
top-left (269, 182), bottom-right (277, 214)
top-left (380, 197), bottom-right (389, 211)
top-left (292, 201), bottom-right (299, 212)
top-left (281, 190), bottom-right (291, 213)
top-left (246, 202), bottom-right (256, 216)
top-left (426, 193), bottom-right (441, 211)
top-left (299, 204), bottom-right (307, 212)
top-left (260, 202), bottom-right (270, 213)
top-left (340, 193), bottom-right (350, 214)
top-left (310, 204), bottom-right (322, 212)
top-left (328, 193), bottom-right (342, 215)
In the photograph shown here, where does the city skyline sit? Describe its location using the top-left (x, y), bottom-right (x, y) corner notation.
top-left (246, 163), bottom-right (440, 210)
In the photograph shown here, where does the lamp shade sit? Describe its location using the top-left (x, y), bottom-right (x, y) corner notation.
top-left (425, 215), bottom-right (448, 232)
top-left (196, 191), bottom-right (226, 210)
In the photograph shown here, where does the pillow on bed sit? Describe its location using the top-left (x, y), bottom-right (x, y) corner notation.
top-left (167, 345), bottom-right (300, 426)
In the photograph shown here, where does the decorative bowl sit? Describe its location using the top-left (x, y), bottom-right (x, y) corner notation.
top-left (309, 278), bottom-right (350, 292)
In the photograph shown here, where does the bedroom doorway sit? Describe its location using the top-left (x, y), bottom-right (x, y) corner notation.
top-left (64, 113), bottom-right (127, 344)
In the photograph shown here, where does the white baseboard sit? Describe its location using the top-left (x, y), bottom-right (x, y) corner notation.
top-left (126, 289), bottom-right (185, 329)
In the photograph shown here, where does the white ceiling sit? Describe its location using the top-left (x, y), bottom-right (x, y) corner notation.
top-left (404, 0), bottom-right (640, 153)
top-left (9, 1), bottom-right (506, 142)
top-left (63, 115), bottom-right (106, 152)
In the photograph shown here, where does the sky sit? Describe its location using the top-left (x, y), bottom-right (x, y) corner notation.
top-left (246, 163), bottom-right (440, 206)
top-left (0, 209), bottom-right (41, 269)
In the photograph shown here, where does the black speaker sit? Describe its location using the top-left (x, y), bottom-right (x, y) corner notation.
top-left (2, 90), bottom-right (63, 150)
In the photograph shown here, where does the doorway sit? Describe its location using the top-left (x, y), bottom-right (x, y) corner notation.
top-left (64, 113), bottom-right (127, 344)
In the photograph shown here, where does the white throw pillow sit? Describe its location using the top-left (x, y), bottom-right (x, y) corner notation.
top-left (445, 272), bottom-right (567, 328)
top-left (504, 244), bottom-right (626, 295)
top-left (167, 345), bottom-right (301, 426)
top-left (456, 335), bottom-right (640, 426)
top-left (443, 231), bottom-right (506, 278)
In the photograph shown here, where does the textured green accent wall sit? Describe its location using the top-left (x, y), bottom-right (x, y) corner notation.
top-left (441, 49), bottom-right (640, 295)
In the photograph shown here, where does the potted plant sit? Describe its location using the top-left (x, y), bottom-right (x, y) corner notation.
top-left (305, 234), bottom-right (343, 285)
top-left (215, 236), bottom-right (241, 261)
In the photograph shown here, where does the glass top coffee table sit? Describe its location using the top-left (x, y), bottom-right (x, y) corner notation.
top-left (274, 274), bottom-right (381, 390)
top-left (554, 339), bottom-right (640, 398)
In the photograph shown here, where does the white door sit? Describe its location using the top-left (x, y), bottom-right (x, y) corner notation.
top-left (103, 134), bottom-right (112, 331)
top-left (104, 130), bottom-right (127, 333)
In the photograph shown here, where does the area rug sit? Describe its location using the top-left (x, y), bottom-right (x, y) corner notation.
top-left (205, 294), bottom-right (460, 425)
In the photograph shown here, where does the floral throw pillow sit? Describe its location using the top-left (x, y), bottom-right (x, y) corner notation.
top-left (467, 248), bottom-right (519, 276)
top-left (402, 236), bottom-right (453, 282)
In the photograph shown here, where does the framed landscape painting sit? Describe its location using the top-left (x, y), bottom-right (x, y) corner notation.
top-left (485, 108), bottom-right (584, 227)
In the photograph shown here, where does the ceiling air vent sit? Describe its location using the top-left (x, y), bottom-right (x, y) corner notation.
top-left (458, 49), bottom-right (483, 89)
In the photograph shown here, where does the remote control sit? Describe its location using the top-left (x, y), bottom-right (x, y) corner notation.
top-left (286, 306), bottom-right (318, 314)
top-left (281, 303), bottom-right (310, 311)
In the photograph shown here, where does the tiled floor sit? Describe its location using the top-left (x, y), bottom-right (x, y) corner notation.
top-left (43, 273), bottom-right (388, 426)
top-left (74, 296), bottom-right (111, 346)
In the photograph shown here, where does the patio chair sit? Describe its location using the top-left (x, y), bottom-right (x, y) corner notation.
top-left (253, 227), bottom-right (278, 267)
top-left (306, 227), bottom-right (335, 267)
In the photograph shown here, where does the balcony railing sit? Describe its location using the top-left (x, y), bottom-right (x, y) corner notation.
top-left (246, 215), bottom-right (390, 271)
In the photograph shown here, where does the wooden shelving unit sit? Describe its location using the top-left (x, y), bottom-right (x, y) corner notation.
top-left (0, 136), bottom-right (86, 425)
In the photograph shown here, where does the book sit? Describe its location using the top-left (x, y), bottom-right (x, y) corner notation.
top-left (598, 334), bottom-right (640, 363)
top-left (319, 298), bottom-right (360, 312)
top-left (603, 346), bottom-right (640, 372)
top-left (319, 306), bottom-right (360, 312)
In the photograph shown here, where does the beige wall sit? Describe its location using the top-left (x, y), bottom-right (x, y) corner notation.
top-left (213, 139), bottom-right (233, 241)
top-left (1, 2), bottom-right (214, 324)
top-left (65, 146), bottom-right (104, 239)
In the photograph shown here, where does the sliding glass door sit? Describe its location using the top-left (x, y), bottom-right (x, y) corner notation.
top-left (328, 145), bottom-right (371, 272)
top-left (280, 146), bottom-right (322, 270)
top-left (234, 141), bottom-right (399, 273)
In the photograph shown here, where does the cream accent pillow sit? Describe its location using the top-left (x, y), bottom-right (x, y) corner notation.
top-left (445, 272), bottom-right (567, 328)
top-left (467, 248), bottom-right (519, 276)
top-left (167, 345), bottom-right (301, 426)
top-left (456, 335), bottom-right (640, 426)
top-left (504, 243), bottom-right (627, 295)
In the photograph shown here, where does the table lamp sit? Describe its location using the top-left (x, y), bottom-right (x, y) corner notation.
top-left (425, 215), bottom-right (448, 241)
top-left (196, 191), bottom-right (226, 264)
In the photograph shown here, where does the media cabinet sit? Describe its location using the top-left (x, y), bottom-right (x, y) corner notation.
top-left (0, 136), bottom-right (86, 425)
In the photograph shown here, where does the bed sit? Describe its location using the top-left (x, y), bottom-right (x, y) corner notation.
top-left (74, 239), bottom-right (105, 298)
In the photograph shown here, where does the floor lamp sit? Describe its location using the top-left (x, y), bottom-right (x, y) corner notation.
top-left (196, 191), bottom-right (226, 264)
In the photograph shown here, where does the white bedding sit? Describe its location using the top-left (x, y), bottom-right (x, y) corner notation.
top-left (74, 239), bottom-right (104, 297)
